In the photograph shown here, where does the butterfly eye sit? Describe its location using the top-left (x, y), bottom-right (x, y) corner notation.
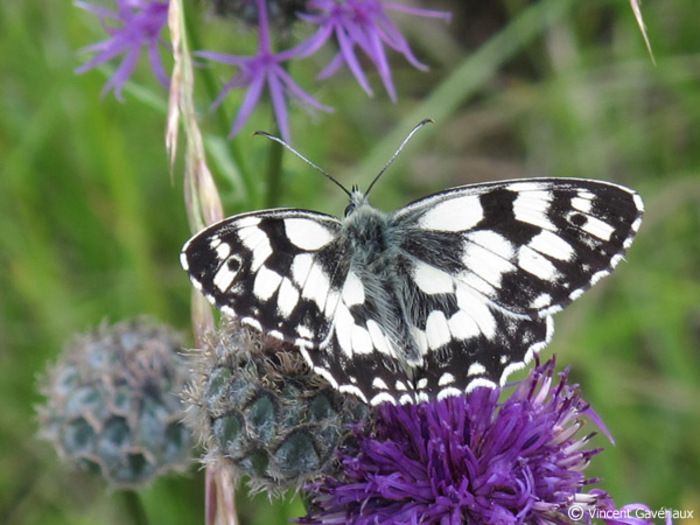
top-left (344, 203), bottom-right (355, 217)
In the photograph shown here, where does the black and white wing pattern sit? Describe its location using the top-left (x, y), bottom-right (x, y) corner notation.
top-left (181, 177), bottom-right (643, 406)
top-left (180, 209), bottom-right (417, 403)
top-left (387, 177), bottom-right (643, 400)
top-left (181, 209), bottom-right (346, 349)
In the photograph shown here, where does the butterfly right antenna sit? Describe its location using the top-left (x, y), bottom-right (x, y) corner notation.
top-left (254, 131), bottom-right (352, 198)
top-left (365, 118), bottom-right (434, 197)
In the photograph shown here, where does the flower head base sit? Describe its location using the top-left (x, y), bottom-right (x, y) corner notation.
top-left (302, 358), bottom-right (660, 525)
top-left (200, 0), bottom-right (331, 141)
top-left (303, 0), bottom-right (450, 101)
top-left (37, 319), bottom-right (193, 488)
top-left (211, 0), bottom-right (309, 31)
top-left (76, 0), bottom-right (169, 100)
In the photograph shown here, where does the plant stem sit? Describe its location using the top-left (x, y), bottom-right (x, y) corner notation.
top-left (181, 0), bottom-right (255, 205)
top-left (121, 490), bottom-right (149, 525)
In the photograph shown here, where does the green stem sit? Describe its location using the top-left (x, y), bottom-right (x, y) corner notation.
top-left (264, 129), bottom-right (285, 208)
top-left (121, 490), bottom-right (149, 525)
top-left (333, 0), bottom-right (576, 209)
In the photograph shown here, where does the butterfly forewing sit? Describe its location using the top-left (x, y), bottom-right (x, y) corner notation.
top-left (393, 178), bottom-right (643, 318)
top-left (181, 210), bottom-right (347, 347)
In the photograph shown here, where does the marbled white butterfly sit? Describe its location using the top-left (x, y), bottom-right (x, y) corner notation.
top-left (181, 122), bottom-right (643, 405)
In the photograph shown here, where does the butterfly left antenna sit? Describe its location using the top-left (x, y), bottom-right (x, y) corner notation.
top-left (365, 118), bottom-right (434, 197)
top-left (254, 131), bottom-right (352, 198)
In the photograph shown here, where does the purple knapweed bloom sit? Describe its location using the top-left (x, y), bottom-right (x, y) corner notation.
top-left (199, 0), bottom-right (332, 141)
top-left (76, 0), bottom-right (170, 99)
top-left (301, 0), bottom-right (450, 101)
top-left (302, 358), bottom-right (662, 525)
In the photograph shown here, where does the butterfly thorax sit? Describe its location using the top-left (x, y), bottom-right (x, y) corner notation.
top-left (342, 197), bottom-right (394, 269)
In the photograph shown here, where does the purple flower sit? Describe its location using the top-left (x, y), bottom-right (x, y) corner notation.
top-left (302, 358), bottom-right (662, 525)
top-left (76, 0), bottom-right (170, 100)
top-left (199, 0), bottom-right (332, 141)
top-left (302, 0), bottom-right (450, 101)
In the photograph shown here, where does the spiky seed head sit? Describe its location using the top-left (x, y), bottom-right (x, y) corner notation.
top-left (37, 318), bottom-right (193, 488)
top-left (184, 321), bottom-right (367, 495)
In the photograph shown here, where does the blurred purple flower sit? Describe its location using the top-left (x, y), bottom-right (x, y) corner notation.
top-left (302, 358), bottom-right (662, 525)
top-left (76, 0), bottom-right (170, 100)
top-left (302, 0), bottom-right (450, 101)
top-left (199, 0), bottom-right (332, 141)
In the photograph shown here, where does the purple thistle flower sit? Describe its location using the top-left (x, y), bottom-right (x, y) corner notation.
top-left (199, 0), bottom-right (332, 141)
top-left (76, 0), bottom-right (170, 100)
top-left (301, 0), bottom-right (450, 101)
top-left (302, 358), bottom-right (663, 525)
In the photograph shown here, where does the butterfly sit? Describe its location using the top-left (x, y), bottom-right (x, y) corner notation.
top-left (181, 123), bottom-right (643, 406)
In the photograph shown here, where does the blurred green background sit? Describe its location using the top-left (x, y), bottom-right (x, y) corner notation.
top-left (1, 0), bottom-right (699, 524)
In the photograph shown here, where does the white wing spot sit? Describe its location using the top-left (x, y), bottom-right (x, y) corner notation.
top-left (416, 378), bottom-right (428, 389)
top-left (399, 394), bottom-right (414, 405)
top-left (438, 373), bottom-right (455, 386)
top-left (239, 226), bottom-right (272, 271)
top-left (291, 253), bottom-right (314, 286)
top-left (571, 196), bottom-right (593, 214)
top-left (215, 242), bottom-right (231, 260)
top-left (413, 261), bottom-right (454, 295)
top-left (410, 326), bottom-right (429, 355)
top-left (395, 380), bottom-right (407, 391)
top-left (213, 259), bottom-right (239, 292)
top-left (467, 363), bottom-right (486, 376)
top-left (237, 216), bottom-right (261, 228)
top-left (296, 325), bottom-right (313, 339)
top-left (284, 218), bottom-right (335, 250)
top-left (580, 215), bottom-right (615, 241)
top-left (418, 195), bottom-right (483, 232)
top-left (366, 320), bottom-right (394, 357)
top-left (252, 265), bottom-right (282, 300)
top-left (372, 377), bottom-right (389, 390)
top-left (351, 325), bottom-right (373, 354)
top-left (506, 181), bottom-right (545, 192)
top-left (339, 384), bottom-right (367, 403)
top-left (462, 242), bottom-right (515, 288)
top-left (448, 310), bottom-right (480, 340)
top-left (241, 317), bottom-right (262, 331)
top-left (513, 191), bottom-right (554, 230)
top-left (569, 288), bottom-right (585, 301)
top-left (301, 261), bottom-right (331, 310)
top-left (333, 303), bottom-right (354, 358)
top-left (425, 310), bottom-right (451, 350)
top-left (517, 245), bottom-right (559, 281)
top-left (633, 193), bottom-right (644, 212)
top-left (465, 378), bottom-right (497, 392)
top-left (437, 387), bottom-right (462, 400)
top-left (370, 392), bottom-right (396, 406)
top-left (277, 278), bottom-right (300, 317)
top-left (466, 231), bottom-right (514, 259)
top-left (528, 230), bottom-right (574, 261)
top-left (341, 271), bottom-right (365, 306)
top-left (530, 292), bottom-right (552, 309)
top-left (455, 283), bottom-right (497, 340)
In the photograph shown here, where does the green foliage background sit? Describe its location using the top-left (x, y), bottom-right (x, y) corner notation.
top-left (1, 1), bottom-right (699, 524)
